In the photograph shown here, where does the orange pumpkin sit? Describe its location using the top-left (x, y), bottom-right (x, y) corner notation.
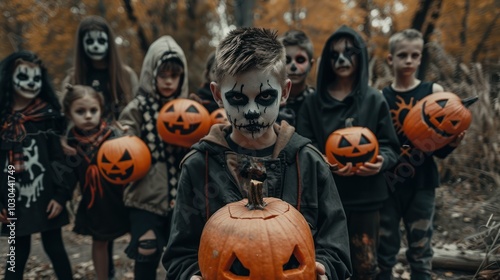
top-left (402, 93), bottom-right (477, 152)
top-left (210, 108), bottom-right (229, 126)
top-left (199, 180), bottom-right (316, 279)
top-left (157, 98), bottom-right (211, 148)
top-left (325, 126), bottom-right (379, 172)
top-left (97, 135), bottom-right (151, 185)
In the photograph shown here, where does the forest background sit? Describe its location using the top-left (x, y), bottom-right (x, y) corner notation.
top-left (0, 0), bottom-right (499, 278)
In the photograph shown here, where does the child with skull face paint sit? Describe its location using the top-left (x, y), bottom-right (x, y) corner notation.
top-left (296, 25), bottom-right (400, 280)
top-left (118, 35), bottom-right (190, 279)
top-left (162, 27), bottom-right (352, 280)
top-left (276, 29), bottom-right (315, 127)
top-left (0, 51), bottom-right (75, 279)
top-left (61, 15), bottom-right (138, 122)
top-left (62, 84), bottom-right (130, 280)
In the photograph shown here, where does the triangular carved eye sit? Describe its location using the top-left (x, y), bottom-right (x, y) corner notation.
top-left (339, 136), bottom-right (352, 148)
top-left (101, 154), bottom-right (111, 163)
top-left (283, 251), bottom-right (300, 270)
top-left (186, 105), bottom-right (199, 113)
top-left (359, 134), bottom-right (371, 145)
top-left (437, 99), bottom-right (448, 108)
top-left (119, 150), bottom-right (132, 161)
top-left (229, 254), bottom-right (250, 276)
top-left (451, 120), bottom-right (460, 126)
top-left (436, 116), bottom-right (445, 123)
top-left (166, 105), bottom-right (175, 112)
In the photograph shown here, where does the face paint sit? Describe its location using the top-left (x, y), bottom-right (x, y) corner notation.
top-left (330, 38), bottom-right (359, 78)
top-left (83, 30), bottom-right (109, 61)
top-left (219, 69), bottom-right (282, 140)
top-left (13, 63), bottom-right (42, 99)
top-left (285, 45), bottom-right (312, 85)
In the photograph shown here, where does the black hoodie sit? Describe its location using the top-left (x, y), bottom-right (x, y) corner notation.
top-left (297, 25), bottom-right (400, 210)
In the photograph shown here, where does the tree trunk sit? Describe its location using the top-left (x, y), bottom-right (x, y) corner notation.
top-left (235, 0), bottom-right (255, 27)
top-left (471, 12), bottom-right (499, 62)
top-left (411, 0), bottom-right (443, 80)
top-left (122, 0), bottom-right (149, 55)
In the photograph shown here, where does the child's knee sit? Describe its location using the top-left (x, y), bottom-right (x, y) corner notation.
top-left (137, 230), bottom-right (157, 256)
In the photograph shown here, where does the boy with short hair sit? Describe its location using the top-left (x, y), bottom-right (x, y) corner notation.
top-left (162, 27), bottom-right (352, 280)
top-left (118, 35), bottom-right (190, 279)
top-left (378, 29), bottom-right (463, 280)
top-left (277, 29), bottom-right (315, 126)
top-left (296, 25), bottom-right (400, 280)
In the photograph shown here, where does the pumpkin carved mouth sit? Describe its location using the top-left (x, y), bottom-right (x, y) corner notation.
top-left (163, 121), bottom-right (201, 134)
top-left (421, 100), bottom-right (454, 137)
top-left (331, 148), bottom-right (376, 166)
top-left (101, 165), bottom-right (134, 181)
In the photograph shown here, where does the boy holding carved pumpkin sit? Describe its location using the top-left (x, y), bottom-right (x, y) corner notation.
top-left (162, 27), bottom-right (352, 280)
top-left (378, 29), bottom-right (464, 280)
top-left (296, 25), bottom-right (400, 280)
top-left (117, 35), bottom-right (190, 279)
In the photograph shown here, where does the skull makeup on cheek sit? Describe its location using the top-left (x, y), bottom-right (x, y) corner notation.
top-left (12, 62), bottom-right (42, 99)
top-left (83, 30), bottom-right (109, 61)
top-left (220, 69), bottom-right (282, 139)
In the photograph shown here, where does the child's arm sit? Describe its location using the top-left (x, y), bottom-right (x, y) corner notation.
top-left (372, 99), bottom-right (400, 172)
top-left (432, 83), bottom-right (444, 93)
top-left (117, 98), bottom-right (142, 136)
top-left (296, 98), bottom-right (320, 149)
top-left (163, 157), bottom-right (206, 279)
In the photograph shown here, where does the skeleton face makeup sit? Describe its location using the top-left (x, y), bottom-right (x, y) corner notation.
top-left (214, 69), bottom-right (289, 141)
top-left (330, 37), bottom-right (359, 78)
top-left (12, 62), bottom-right (42, 99)
top-left (285, 45), bottom-right (312, 86)
top-left (83, 30), bottom-right (109, 61)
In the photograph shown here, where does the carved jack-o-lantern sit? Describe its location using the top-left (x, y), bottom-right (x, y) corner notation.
top-left (199, 180), bottom-right (316, 280)
top-left (402, 92), bottom-right (478, 152)
top-left (97, 136), bottom-right (151, 185)
top-left (325, 125), bottom-right (379, 172)
top-left (157, 98), bottom-right (211, 148)
top-left (210, 108), bottom-right (229, 126)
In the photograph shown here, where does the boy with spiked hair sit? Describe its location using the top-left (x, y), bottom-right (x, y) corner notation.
top-left (378, 28), bottom-right (463, 280)
top-left (162, 27), bottom-right (351, 280)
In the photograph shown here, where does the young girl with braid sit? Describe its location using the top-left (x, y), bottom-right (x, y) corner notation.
top-left (0, 51), bottom-right (74, 279)
top-left (62, 84), bottom-right (129, 280)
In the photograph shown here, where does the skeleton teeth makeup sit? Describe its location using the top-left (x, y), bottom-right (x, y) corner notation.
top-left (13, 63), bottom-right (42, 99)
top-left (83, 30), bottom-right (109, 61)
top-left (217, 69), bottom-right (283, 139)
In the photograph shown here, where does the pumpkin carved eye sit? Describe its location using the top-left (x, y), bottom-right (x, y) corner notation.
top-left (97, 136), bottom-right (151, 185)
top-left (403, 92), bottom-right (478, 152)
top-left (210, 108), bottom-right (229, 126)
top-left (157, 98), bottom-right (211, 148)
top-left (326, 127), bottom-right (379, 172)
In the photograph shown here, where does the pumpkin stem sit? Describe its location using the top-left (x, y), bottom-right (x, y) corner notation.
top-left (247, 180), bottom-right (266, 210)
top-left (462, 96), bottom-right (479, 108)
top-left (345, 117), bottom-right (355, 128)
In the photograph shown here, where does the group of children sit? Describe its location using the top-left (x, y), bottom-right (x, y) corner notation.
top-left (0, 14), bottom-right (464, 280)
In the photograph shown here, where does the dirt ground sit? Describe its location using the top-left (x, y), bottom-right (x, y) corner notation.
top-left (0, 182), bottom-right (498, 280)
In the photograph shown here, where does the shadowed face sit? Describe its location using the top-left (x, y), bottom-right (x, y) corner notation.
top-left (285, 46), bottom-right (312, 86)
top-left (12, 62), bottom-right (42, 99)
top-left (388, 39), bottom-right (423, 77)
top-left (69, 94), bottom-right (102, 131)
top-left (330, 37), bottom-right (359, 78)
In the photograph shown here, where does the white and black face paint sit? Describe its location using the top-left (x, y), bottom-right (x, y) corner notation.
top-left (219, 69), bottom-right (282, 139)
top-left (83, 30), bottom-right (109, 61)
top-left (13, 63), bottom-right (42, 99)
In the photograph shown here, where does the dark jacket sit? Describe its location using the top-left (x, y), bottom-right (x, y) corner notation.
top-left (296, 25), bottom-right (400, 210)
top-left (162, 122), bottom-right (352, 280)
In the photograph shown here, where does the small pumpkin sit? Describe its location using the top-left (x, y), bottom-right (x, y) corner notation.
top-left (157, 98), bottom-right (211, 148)
top-left (325, 119), bottom-right (379, 172)
top-left (210, 108), bottom-right (229, 126)
top-left (199, 163), bottom-right (316, 280)
top-left (402, 93), bottom-right (478, 152)
top-left (97, 135), bottom-right (151, 185)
